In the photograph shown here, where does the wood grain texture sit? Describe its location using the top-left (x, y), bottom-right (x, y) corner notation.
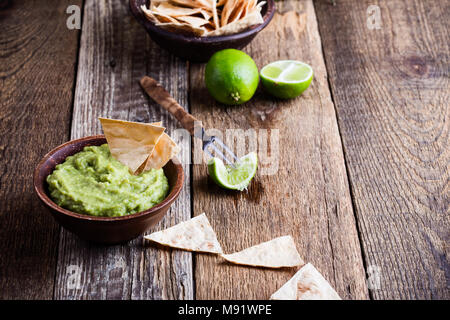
top-left (190, 0), bottom-right (369, 300)
top-left (0, 0), bottom-right (82, 299)
top-left (54, 0), bottom-right (193, 299)
top-left (314, 0), bottom-right (449, 299)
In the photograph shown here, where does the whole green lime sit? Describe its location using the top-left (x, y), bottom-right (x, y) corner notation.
top-left (205, 49), bottom-right (259, 105)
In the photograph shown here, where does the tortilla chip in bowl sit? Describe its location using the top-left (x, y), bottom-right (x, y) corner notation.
top-left (129, 0), bottom-right (275, 62)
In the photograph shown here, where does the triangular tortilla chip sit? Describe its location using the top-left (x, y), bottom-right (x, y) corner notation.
top-left (141, 5), bottom-right (159, 23)
top-left (201, 8), bottom-right (212, 22)
top-left (227, 0), bottom-right (246, 24)
top-left (134, 134), bottom-right (180, 174)
top-left (243, 0), bottom-right (257, 17)
top-left (99, 118), bottom-right (165, 174)
top-left (146, 133), bottom-right (181, 170)
top-left (207, 6), bottom-right (263, 36)
top-left (175, 15), bottom-right (210, 28)
top-left (169, 0), bottom-right (213, 11)
top-left (220, 0), bottom-right (238, 27)
top-left (155, 22), bottom-right (207, 36)
top-left (211, 0), bottom-right (219, 29)
top-left (144, 213), bottom-right (223, 254)
top-left (133, 121), bottom-right (180, 174)
top-left (154, 2), bottom-right (204, 17)
top-left (149, 0), bottom-right (167, 10)
top-left (220, 236), bottom-right (304, 268)
top-left (151, 11), bottom-right (181, 24)
top-left (270, 263), bottom-right (342, 300)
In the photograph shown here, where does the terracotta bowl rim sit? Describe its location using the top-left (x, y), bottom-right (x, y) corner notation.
top-left (33, 134), bottom-right (184, 222)
top-left (129, 0), bottom-right (276, 43)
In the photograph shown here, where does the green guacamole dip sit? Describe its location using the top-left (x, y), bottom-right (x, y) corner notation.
top-left (46, 144), bottom-right (169, 217)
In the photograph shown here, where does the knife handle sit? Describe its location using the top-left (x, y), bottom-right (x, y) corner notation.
top-left (140, 76), bottom-right (199, 136)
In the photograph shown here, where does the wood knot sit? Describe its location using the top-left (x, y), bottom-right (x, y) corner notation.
top-left (404, 55), bottom-right (428, 77)
top-left (388, 51), bottom-right (438, 85)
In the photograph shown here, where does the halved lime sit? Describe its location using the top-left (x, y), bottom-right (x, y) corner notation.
top-left (260, 60), bottom-right (313, 99)
top-left (207, 152), bottom-right (258, 191)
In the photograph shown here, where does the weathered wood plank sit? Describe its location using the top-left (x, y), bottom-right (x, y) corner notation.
top-left (314, 0), bottom-right (449, 299)
top-left (0, 0), bottom-right (82, 299)
top-left (54, 0), bottom-right (193, 299)
top-left (190, 0), bottom-right (369, 300)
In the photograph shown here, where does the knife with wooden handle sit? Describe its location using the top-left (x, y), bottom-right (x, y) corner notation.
top-left (140, 76), bottom-right (239, 166)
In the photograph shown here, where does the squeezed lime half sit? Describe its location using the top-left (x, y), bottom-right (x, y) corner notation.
top-left (260, 60), bottom-right (313, 99)
top-left (207, 152), bottom-right (258, 191)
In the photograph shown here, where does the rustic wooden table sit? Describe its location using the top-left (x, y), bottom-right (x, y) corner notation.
top-left (0, 0), bottom-right (448, 300)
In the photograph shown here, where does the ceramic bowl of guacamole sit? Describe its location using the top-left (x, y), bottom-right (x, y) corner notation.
top-left (33, 135), bottom-right (184, 244)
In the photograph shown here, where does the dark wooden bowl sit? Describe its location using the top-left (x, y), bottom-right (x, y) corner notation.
top-left (33, 135), bottom-right (184, 244)
top-left (129, 0), bottom-right (276, 62)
